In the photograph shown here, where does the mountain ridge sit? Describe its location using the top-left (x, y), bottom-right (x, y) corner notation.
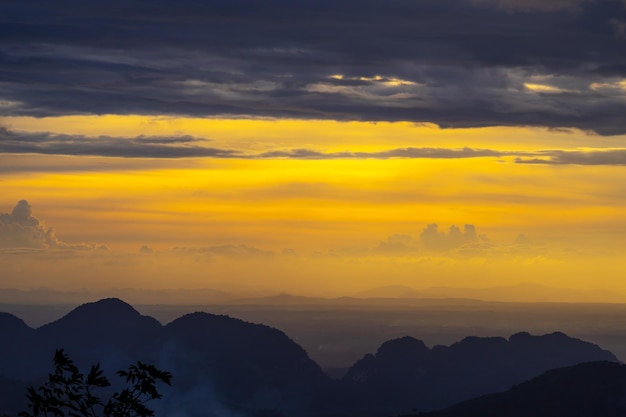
top-left (341, 331), bottom-right (617, 414)
top-left (0, 298), bottom-right (621, 417)
top-left (417, 361), bottom-right (626, 417)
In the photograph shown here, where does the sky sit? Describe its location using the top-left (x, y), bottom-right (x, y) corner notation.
top-left (1, 0), bottom-right (626, 300)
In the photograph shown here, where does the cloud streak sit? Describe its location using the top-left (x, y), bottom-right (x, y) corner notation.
top-left (5, 127), bottom-right (626, 165)
top-left (171, 245), bottom-right (275, 259)
top-left (516, 149), bottom-right (626, 165)
top-left (0, 128), bottom-right (238, 158)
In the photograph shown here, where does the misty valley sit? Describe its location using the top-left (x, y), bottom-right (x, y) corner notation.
top-left (2, 298), bottom-right (626, 417)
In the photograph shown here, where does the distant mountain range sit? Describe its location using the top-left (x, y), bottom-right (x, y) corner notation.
top-left (0, 298), bottom-right (621, 417)
top-left (2, 282), bottom-right (625, 306)
top-left (0, 287), bottom-right (235, 305)
top-left (354, 283), bottom-right (626, 303)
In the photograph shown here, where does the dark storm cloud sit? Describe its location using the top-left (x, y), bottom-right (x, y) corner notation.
top-left (472, 0), bottom-right (593, 12)
top-left (1, 0), bottom-right (626, 133)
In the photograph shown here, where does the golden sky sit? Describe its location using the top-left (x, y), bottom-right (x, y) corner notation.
top-left (1, 115), bottom-right (626, 299)
top-left (2, 1), bottom-right (626, 301)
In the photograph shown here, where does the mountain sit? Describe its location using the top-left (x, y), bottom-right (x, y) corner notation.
top-left (0, 287), bottom-right (235, 305)
top-left (38, 298), bottom-right (161, 348)
top-left (30, 298), bottom-right (161, 377)
top-left (355, 283), bottom-right (626, 303)
top-left (158, 312), bottom-right (329, 417)
top-left (418, 283), bottom-right (626, 303)
top-left (0, 312), bottom-right (40, 380)
top-left (0, 298), bottom-right (329, 417)
top-left (0, 312), bottom-right (33, 337)
top-left (0, 298), bottom-right (622, 417)
top-left (354, 285), bottom-right (422, 298)
top-left (419, 361), bottom-right (626, 417)
top-left (341, 332), bottom-right (618, 415)
top-left (0, 375), bottom-right (28, 415)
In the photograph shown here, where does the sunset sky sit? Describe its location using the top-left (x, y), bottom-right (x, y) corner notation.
top-left (1, 0), bottom-right (626, 299)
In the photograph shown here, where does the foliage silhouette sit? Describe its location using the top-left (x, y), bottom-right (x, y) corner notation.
top-left (19, 349), bottom-right (171, 417)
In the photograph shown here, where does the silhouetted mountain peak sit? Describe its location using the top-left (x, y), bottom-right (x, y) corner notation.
top-left (508, 331), bottom-right (531, 342)
top-left (167, 311), bottom-right (242, 328)
top-left (165, 311), bottom-right (320, 368)
top-left (37, 298), bottom-right (161, 349)
top-left (451, 336), bottom-right (509, 353)
top-left (507, 331), bottom-right (616, 360)
top-left (0, 312), bottom-right (32, 335)
top-left (44, 297), bottom-right (158, 325)
top-left (160, 311), bottom-right (328, 414)
top-left (376, 336), bottom-right (429, 361)
top-left (67, 297), bottom-right (140, 319)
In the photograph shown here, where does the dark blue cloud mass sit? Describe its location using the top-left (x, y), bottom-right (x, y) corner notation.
top-left (1, 0), bottom-right (626, 134)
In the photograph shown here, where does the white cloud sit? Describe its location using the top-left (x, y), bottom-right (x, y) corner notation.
top-left (0, 200), bottom-right (108, 251)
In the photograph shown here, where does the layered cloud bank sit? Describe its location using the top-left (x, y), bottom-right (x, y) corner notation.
top-left (1, 0), bottom-right (626, 134)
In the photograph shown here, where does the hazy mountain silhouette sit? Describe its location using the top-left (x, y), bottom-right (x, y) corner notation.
top-left (0, 312), bottom-right (32, 337)
top-left (355, 283), bottom-right (626, 303)
top-left (158, 312), bottom-right (329, 416)
top-left (342, 332), bottom-right (617, 415)
top-left (38, 298), bottom-right (161, 349)
top-left (418, 361), bottom-right (626, 417)
top-left (0, 298), bottom-right (621, 417)
top-left (354, 285), bottom-right (424, 298)
top-left (0, 299), bottom-right (329, 417)
top-left (0, 313), bottom-right (32, 392)
top-left (0, 287), bottom-right (235, 305)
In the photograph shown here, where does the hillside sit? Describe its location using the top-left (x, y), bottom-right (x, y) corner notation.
top-left (0, 298), bottom-right (620, 417)
top-left (418, 361), bottom-right (626, 417)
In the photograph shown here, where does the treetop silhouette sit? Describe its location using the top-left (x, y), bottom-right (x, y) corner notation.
top-left (20, 349), bottom-right (171, 417)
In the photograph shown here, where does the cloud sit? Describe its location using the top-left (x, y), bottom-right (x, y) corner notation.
top-left (472, 0), bottom-right (592, 12)
top-left (0, 127), bottom-right (511, 159)
top-left (0, 128), bottom-right (239, 158)
top-left (610, 18), bottom-right (626, 39)
top-left (139, 245), bottom-right (155, 254)
top-left (0, 127), bottom-right (517, 159)
top-left (1, 1), bottom-right (626, 133)
top-left (420, 224), bottom-right (480, 251)
top-left (372, 234), bottom-right (417, 255)
top-left (8, 125), bottom-right (626, 166)
top-left (171, 244), bottom-right (275, 259)
top-left (516, 149), bottom-right (626, 165)
top-left (0, 200), bottom-right (108, 250)
top-left (257, 147), bottom-right (507, 160)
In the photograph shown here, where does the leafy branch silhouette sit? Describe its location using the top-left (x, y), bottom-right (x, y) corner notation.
top-left (20, 349), bottom-right (171, 417)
